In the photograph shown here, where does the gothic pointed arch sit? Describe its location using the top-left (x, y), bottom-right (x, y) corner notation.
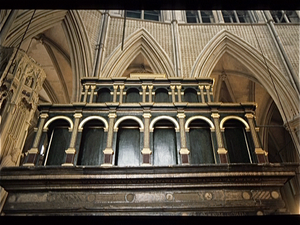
top-left (190, 29), bottom-right (299, 123)
top-left (101, 28), bottom-right (175, 77)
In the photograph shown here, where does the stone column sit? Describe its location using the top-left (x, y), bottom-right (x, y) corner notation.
top-left (23, 113), bottom-right (48, 166)
top-left (176, 85), bottom-right (182, 102)
top-left (62, 113), bottom-right (82, 166)
top-left (148, 85), bottom-right (153, 103)
top-left (211, 113), bottom-right (228, 163)
top-left (245, 113), bottom-right (268, 163)
top-left (102, 112), bottom-right (117, 166)
top-left (141, 112), bottom-right (152, 165)
top-left (113, 84), bottom-right (118, 102)
top-left (177, 113), bottom-right (190, 164)
top-left (89, 85), bottom-right (96, 103)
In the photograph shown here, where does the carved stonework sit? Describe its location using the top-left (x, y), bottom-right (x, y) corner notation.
top-left (0, 46), bottom-right (46, 167)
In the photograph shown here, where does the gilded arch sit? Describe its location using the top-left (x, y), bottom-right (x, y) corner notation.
top-left (190, 29), bottom-right (300, 124)
top-left (114, 116), bottom-right (144, 132)
top-left (149, 116), bottom-right (180, 132)
top-left (43, 116), bottom-right (74, 131)
top-left (101, 28), bottom-right (176, 77)
top-left (220, 116), bottom-right (250, 131)
top-left (185, 116), bottom-right (215, 131)
top-left (79, 116), bottom-right (109, 132)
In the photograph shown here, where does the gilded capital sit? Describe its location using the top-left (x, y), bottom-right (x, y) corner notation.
top-left (108, 113), bottom-right (117, 119)
top-left (143, 113), bottom-right (152, 119)
top-left (177, 113), bottom-right (186, 119)
top-left (73, 113), bottom-right (83, 119)
top-left (40, 113), bottom-right (49, 119)
top-left (211, 113), bottom-right (220, 119)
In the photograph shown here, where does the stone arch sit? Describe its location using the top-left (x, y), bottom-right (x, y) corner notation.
top-left (114, 116), bottom-right (144, 132)
top-left (190, 29), bottom-right (299, 123)
top-left (102, 28), bottom-right (175, 77)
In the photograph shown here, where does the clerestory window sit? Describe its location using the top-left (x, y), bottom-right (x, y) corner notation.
top-left (186, 10), bottom-right (215, 23)
top-left (222, 10), bottom-right (253, 23)
top-left (270, 10), bottom-right (300, 23)
top-left (126, 10), bottom-right (161, 21)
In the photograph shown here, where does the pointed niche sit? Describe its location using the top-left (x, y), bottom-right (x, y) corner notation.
top-left (122, 53), bottom-right (154, 77)
top-left (102, 28), bottom-right (175, 77)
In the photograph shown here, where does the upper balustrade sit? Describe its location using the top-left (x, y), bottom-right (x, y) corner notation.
top-left (80, 74), bottom-right (214, 105)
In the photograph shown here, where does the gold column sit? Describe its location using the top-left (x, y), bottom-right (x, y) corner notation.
top-left (177, 113), bottom-right (190, 164)
top-left (148, 85), bottom-right (153, 103)
top-left (102, 112), bottom-right (117, 166)
top-left (170, 85), bottom-right (176, 102)
top-left (113, 84), bottom-right (118, 102)
top-left (245, 113), bottom-right (268, 163)
top-left (211, 113), bottom-right (228, 163)
top-left (89, 85), bottom-right (96, 103)
top-left (141, 112), bottom-right (152, 165)
top-left (142, 85), bottom-right (147, 103)
top-left (205, 85), bottom-right (211, 102)
top-left (119, 85), bottom-right (124, 104)
top-left (199, 85), bottom-right (205, 103)
top-left (176, 85), bottom-right (182, 102)
top-left (23, 113), bottom-right (48, 166)
top-left (83, 85), bottom-right (90, 103)
top-left (62, 113), bottom-right (82, 166)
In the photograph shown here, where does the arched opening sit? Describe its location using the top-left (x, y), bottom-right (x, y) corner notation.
top-left (223, 119), bottom-right (252, 163)
top-left (97, 88), bottom-right (111, 103)
top-left (42, 119), bottom-right (71, 165)
top-left (77, 119), bottom-right (105, 166)
top-left (152, 119), bottom-right (177, 166)
top-left (125, 88), bottom-right (140, 103)
top-left (188, 119), bottom-right (215, 164)
top-left (155, 88), bottom-right (170, 103)
top-left (115, 119), bottom-right (141, 166)
top-left (184, 88), bottom-right (198, 103)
